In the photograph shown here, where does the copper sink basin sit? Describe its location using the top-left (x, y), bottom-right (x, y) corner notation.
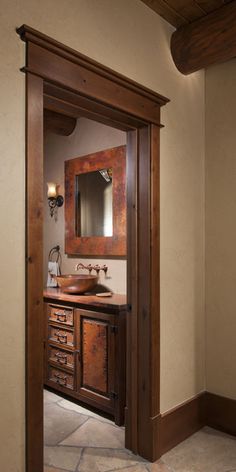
top-left (55, 274), bottom-right (98, 294)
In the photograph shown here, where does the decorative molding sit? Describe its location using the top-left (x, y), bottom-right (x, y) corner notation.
top-left (17, 25), bottom-right (169, 109)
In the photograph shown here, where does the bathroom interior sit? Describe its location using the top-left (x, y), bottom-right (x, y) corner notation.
top-left (43, 110), bottom-right (128, 465)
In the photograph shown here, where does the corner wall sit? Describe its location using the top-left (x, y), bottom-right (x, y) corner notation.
top-left (206, 59), bottom-right (236, 400)
top-left (0, 1), bottom-right (205, 470)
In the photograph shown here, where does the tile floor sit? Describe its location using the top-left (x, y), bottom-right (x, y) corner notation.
top-left (44, 389), bottom-right (236, 472)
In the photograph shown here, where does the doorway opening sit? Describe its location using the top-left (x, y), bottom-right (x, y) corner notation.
top-left (43, 114), bottom-right (127, 468)
top-left (17, 24), bottom-right (169, 472)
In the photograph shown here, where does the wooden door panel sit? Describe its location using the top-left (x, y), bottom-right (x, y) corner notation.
top-left (82, 318), bottom-right (108, 395)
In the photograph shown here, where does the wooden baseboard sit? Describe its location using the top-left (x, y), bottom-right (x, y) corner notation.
top-left (206, 392), bottom-right (236, 437)
top-left (160, 392), bottom-right (206, 454)
top-left (159, 391), bottom-right (236, 456)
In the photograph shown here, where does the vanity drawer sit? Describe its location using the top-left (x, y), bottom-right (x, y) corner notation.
top-left (48, 305), bottom-right (73, 326)
top-left (48, 345), bottom-right (75, 370)
top-left (48, 366), bottom-right (74, 390)
top-left (48, 325), bottom-right (74, 348)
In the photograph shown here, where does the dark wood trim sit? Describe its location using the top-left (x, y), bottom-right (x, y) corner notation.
top-left (26, 73), bottom-right (44, 472)
top-left (125, 129), bottom-right (139, 454)
top-left (159, 391), bottom-right (236, 455)
top-left (18, 25), bottom-right (169, 471)
top-left (206, 392), bottom-right (236, 437)
top-left (17, 25), bottom-right (169, 107)
top-left (43, 109), bottom-right (76, 136)
top-left (171, 2), bottom-right (236, 75)
top-left (160, 393), bottom-right (206, 455)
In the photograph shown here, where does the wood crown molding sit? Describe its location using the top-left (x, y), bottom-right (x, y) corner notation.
top-left (171, 1), bottom-right (236, 75)
top-left (17, 24), bottom-right (169, 108)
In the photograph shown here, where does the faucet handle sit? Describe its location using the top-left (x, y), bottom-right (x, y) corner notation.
top-left (102, 265), bottom-right (108, 275)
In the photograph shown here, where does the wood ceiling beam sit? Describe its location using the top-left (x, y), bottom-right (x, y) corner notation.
top-left (171, 1), bottom-right (236, 74)
top-left (43, 109), bottom-right (77, 136)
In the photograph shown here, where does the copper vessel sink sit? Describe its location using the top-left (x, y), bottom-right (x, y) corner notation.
top-left (55, 274), bottom-right (98, 294)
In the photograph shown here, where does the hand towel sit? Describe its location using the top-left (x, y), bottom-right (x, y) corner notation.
top-left (47, 261), bottom-right (60, 287)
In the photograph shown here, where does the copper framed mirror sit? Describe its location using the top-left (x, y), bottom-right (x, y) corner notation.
top-left (65, 145), bottom-right (126, 256)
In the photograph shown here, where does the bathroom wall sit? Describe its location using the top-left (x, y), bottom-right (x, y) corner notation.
top-left (205, 59), bottom-right (236, 400)
top-left (0, 1), bottom-right (205, 470)
top-left (44, 117), bottom-right (126, 294)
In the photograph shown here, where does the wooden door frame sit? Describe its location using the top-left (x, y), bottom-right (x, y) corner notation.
top-left (17, 25), bottom-right (169, 472)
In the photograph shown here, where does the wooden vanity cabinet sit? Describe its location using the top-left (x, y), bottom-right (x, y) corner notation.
top-left (44, 294), bottom-right (126, 425)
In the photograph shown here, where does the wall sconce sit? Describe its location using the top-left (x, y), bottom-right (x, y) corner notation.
top-left (47, 182), bottom-right (64, 218)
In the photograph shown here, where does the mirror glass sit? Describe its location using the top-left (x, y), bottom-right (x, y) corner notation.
top-left (76, 169), bottom-right (113, 237)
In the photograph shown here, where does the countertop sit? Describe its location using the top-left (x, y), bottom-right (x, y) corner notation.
top-left (43, 287), bottom-right (127, 313)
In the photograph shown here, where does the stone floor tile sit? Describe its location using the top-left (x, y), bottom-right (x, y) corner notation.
top-left (44, 389), bottom-right (62, 404)
top-left (147, 460), bottom-right (173, 472)
top-left (109, 465), bottom-right (149, 472)
top-left (44, 466), bottom-right (70, 472)
top-left (162, 427), bottom-right (236, 472)
top-left (44, 402), bottom-right (88, 446)
top-left (60, 418), bottom-right (125, 448)
top-left (59, 399), bottom-right (114, 424)
top-left (44, 445), bottom-right (82, 471)
top-left (79, 448), bottom-right (146, 472)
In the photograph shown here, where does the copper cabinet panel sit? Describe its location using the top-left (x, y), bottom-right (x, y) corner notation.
top-left (48, 304), bottom-right (73, 326)
top-left (48, 345), bottom-right (75, 370)
top-left (48, 366), bottom-right (74, 390)
top-left (48, 325), bottom-right (74, 347)
top-left (81, 318), bottom-right (108, 395)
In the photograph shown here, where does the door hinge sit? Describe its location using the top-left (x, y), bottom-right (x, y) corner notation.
top-left (110, 391), bottom-right (118, 400)
top-left (110, 325), bottom-right (118, 334)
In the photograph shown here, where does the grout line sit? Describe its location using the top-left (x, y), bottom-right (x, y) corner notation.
top-left (106, 464), bottom-right (142, 472)
top-left (56, 417), bottom-right (90, 446)
top-left (56, 400), bottom-right (115, 426)
top-left (75, 447), bottom-right (84, 472)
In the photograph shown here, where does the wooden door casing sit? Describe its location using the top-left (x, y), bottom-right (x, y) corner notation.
top-left (18, 24), bottom-right (169, 471)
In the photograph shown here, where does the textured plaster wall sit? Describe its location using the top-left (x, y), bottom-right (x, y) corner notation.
top-left (44, 117), bottom-right (126, 294)
top-left (0, 1), bottom-right (205, 470)
top-left (205, 59), bottom-right (236, 400)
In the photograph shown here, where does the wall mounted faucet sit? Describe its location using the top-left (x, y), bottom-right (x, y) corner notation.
top-left (75, 262), bottom-right (108, 276)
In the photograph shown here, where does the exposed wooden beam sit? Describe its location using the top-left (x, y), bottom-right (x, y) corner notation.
top-left (141, 0), bottom-right (189, 28)
top-left (43, 109), bottom-right (76, 135)
top-left (171, 1), bottom-right (236, 74)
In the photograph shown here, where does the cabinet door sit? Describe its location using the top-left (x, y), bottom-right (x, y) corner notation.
top-left (76, 309), bottom-right (115, 412)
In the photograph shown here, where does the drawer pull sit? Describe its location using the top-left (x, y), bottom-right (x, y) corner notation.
top-left (54, 372), bottom-right (67, 386)
top-left (55, 311), bottom-right (67, 322)
top-left (55, 352), bottom-right (67, 365)
top-left (56, 332), bottom-right (67, 344)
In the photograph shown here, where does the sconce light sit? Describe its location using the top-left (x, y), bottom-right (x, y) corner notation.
top-left (47, 182), bottom-right (64, 218)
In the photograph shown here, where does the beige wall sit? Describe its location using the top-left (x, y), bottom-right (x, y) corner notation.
top-left (205, 59), bottom-right (236, 400)
top-left (0, 1), bottom-right (205, 470)
top-left (44, 117), bottom-right (126, 294)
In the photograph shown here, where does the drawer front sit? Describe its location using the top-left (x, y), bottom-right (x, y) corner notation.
top-left (48, 366), bottom-right (74, 390)
top-left (48, 345), bottom-right (75, 370)
top-left (49, 305), bottom-right (73, 326)
top-left (49, 325), bottom-right (74, 348)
